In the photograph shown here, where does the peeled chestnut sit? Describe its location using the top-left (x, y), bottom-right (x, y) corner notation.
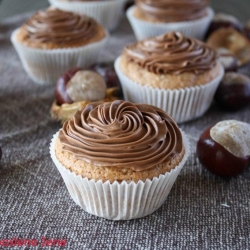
top-left (216, 48), bottom-right (238, 72)
top-left (197, 120), bottom-right (250, 177)
top-left (205, 13), bottom-right (242, 39)
top-left (55, 68), bottom-right (107, 105)
top-left (214, 72), bottom-right (250, 111)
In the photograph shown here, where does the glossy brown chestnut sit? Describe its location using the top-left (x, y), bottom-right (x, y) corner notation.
top-left (55, 67), bottom-right (81, 105)
top-left (214, 72), bottom-right (250, 111)
top-left (197, 126), bottom-right (249, 177)
top-left (205, 13), bottom-right (242, 39)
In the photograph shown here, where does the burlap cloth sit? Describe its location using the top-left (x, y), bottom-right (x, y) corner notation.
top-left (0, 11), bottom-right (250, 250)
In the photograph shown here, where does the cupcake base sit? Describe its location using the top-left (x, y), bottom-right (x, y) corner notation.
top-left (127, 6), bottom-right (214, 40)
top-left (114, 57), bottom-right (224, 123)
top-left (50, 131), bottom-right (190, 220)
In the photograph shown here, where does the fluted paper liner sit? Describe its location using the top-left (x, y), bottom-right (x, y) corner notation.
top-left (114, 57), bottom-right (224, 123)
top-left (48, 0), bottom-right (126, 31)
top-left (50, 131), bottom-right (190, 220)
top-left (11, 29), bottom-right (109, 85)
top-left (127, 6), bottom-right (214, 40)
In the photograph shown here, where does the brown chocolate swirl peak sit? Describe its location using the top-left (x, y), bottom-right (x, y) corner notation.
top-left (124, 32), bottom-right (217, 75)
top-left (136, 0), bottom-right (209, 22)
top-left (23, 8), bottom-right (98, 47)
top-left (59, 100), bottom-right (183, 171)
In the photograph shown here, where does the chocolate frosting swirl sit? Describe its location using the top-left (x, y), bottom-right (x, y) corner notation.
top-left (23, 8), bottom-right (98, 46)
top-left (124, 32), bottom-right (217, 75)
top-left (59, 100), bottom-right (183, 171)
top-left (136, 0), bottom-right (209, 22)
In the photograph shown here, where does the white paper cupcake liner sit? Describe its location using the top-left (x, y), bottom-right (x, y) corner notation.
top-left (127, 6), bottom-right (214, 40)
top-left (50, 131), bottom-right (190, 220)
top-left (48, 0), bottom-right (126, 31)
top-left (114, 57), bottom-right (224, 123)
top-left (10, 29), bottom-right (109, 85)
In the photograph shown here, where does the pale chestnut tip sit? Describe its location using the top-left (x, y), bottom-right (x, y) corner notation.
top-left (55, 67), bottom-right (107, 105)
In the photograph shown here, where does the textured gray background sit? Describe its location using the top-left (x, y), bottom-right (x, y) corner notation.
top-left (0, 1), bottom-right (250, 250)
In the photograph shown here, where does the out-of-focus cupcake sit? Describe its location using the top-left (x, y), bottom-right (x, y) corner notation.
top-left (50, 100), bottom-right (190, 220)
top-left (114, 32), bottom-right (224, 123)
top-left (127, 0), bottom-right (214, 40)
top-left (11, 8), bottom-right (108, 84)
top-left (48, 0), bottom-right (127, 31)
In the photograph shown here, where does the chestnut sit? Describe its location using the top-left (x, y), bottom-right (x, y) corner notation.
top-left (214, 72), bottom-right (250, 111)
top-left (90, 62), bottom-right (121, 89)
top-left (205, 13), bottom-right (242, 39)
top-left (243, 20), bottom-right (250, 40)
top-left (55, 68), bottom-right (107, 105)
top-left (216, 48), bottom-right (238, 72)
top-left (197, 120), bottom-right (250, 177)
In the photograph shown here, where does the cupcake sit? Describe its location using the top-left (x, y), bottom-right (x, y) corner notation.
top-left (48, 0), bottom-right (127, 31)
top-left (127, 0), bottom-right (214, 40)
top-left (114, 32), bottom-right (224, 123)
top-left (50, 100), bottom-right (190, 220)
top-left (11, 8), bottom-right (108, 84)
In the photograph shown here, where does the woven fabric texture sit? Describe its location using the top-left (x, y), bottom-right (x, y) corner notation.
top-left (0, 11), bottom-right (250, 250)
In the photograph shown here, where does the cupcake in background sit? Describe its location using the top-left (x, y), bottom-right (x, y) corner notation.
top-left (50, 100), bottom-right (190, 220)
top-left (114, 32), bottom-right (224, 123)
top-left (48, 0), bottom-right (127, 32)
top-left (127, 0), bottom-right (214, 40)
top-left (11, 8), bottom-right (108, 84)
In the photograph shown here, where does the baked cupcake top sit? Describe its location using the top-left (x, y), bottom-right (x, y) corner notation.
top-left (17, 8), bottom-right (105, 49)
top-left (135, 0), bottom-right (209, 22)
top-left (58, 100), bottom-right (183, 171)
top-left (123, 31), bottom-right (217, 75)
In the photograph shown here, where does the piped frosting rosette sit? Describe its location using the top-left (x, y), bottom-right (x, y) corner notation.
top-left (48, 0), bottom-right (127, 31)
top-left (124, 31), bottom-right (217, 75)
top-left (22, 8), bottom-right (99, 48)
top-left (59, 100), bottom-right (183, 171)
top-left (115, 32), bottom-right (224, 123)
top-left (50, 100), bottom-right (190, 220)
top-left (11, 9), bottom-right (108, 84)
top-left (127, 0), bottom-right (214, 40)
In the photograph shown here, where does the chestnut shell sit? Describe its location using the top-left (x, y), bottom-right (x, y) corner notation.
top-left (197, 126), bottom-right (249, 177)
top-left (214, 78), bottom-right (250, 111)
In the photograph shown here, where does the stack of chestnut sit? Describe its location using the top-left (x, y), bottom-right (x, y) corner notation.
top-left (206, 13), bottom-right (250, 111)
top-left (197, 13), bottom-right (250, 178)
